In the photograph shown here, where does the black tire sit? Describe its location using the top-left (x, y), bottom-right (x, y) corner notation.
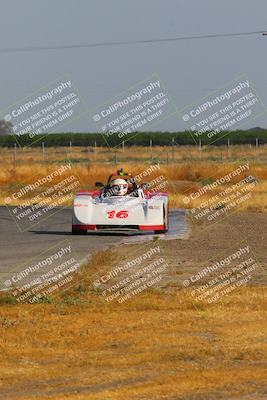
top-left (154, 205), bottom-right (168, 234)
top-left (72, 226), bottom-right (87, 235)
top-left (154, 229), bottom-right (166, 234)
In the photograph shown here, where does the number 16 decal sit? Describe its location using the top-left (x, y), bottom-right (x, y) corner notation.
top-left (107, 210), bottom-right (129, 219)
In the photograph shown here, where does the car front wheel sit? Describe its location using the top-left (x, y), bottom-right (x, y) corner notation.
top-left (154, 206), bottom-right (168, 234)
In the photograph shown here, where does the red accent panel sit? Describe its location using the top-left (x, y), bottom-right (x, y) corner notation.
top-left (144, 191), bottom-right (168, 199)
top-left (77, 191), bottom-right (100, 196)
top-left (72, 224), bottom-right (96, 230)
top-left (139, 225), bottom-right (165, 231)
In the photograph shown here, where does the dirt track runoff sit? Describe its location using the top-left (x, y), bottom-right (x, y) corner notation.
top-left (86, 211), bottom-right (267, 298)
top-left (0, 207), bottom-right (188, 289)
top-left (1, 205), bottom-right (266, 291)
top-left (156, 210), bottom-right (267, 287)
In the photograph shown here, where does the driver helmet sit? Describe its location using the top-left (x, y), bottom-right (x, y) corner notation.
top-left (110, 178), bottom-right (128, 196)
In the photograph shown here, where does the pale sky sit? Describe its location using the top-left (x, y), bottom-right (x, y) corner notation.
top-left (0, 0), bottom-right (267, 131)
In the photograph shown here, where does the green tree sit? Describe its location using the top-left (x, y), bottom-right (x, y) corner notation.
top-left (0, 120), bottom-right (13, 135)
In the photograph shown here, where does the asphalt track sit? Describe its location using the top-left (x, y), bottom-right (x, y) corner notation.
top-left (0, 206), bottom-right (189, 289)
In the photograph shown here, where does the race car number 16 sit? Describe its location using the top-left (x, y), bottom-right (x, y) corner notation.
top-left (107, 210), bottom-right (129, 219)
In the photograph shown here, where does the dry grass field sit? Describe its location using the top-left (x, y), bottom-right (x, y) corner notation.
top-left (0, 144), bottom-right (267, 211)
top-left (0, 288), bottom-right (266, 400)
top-left (0, 144), bottom-right (266, 399)
top-left (0, 207), bottom-right (267, 399)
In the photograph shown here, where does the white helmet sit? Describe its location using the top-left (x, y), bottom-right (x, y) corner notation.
top-left (110, 178), bottom-right (128, 196)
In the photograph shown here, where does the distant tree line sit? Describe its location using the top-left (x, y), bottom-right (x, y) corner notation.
top-left (0, 129), bottom-right (266, 147)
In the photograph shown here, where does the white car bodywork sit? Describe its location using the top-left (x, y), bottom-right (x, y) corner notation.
top-left (72, 188), bottom-right (169, 234)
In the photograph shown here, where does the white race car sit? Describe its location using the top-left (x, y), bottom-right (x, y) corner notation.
top-left (72, 169), bottom-right (169, 235)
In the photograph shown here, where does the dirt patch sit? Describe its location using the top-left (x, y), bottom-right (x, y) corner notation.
top-left (92, 211), bottom-right (267, 302)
